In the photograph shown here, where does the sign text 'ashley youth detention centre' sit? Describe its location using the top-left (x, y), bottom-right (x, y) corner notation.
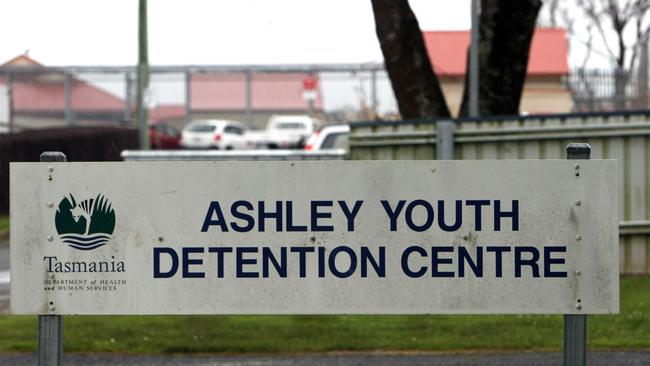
top-left (10, 160), bottom-right (619, 315)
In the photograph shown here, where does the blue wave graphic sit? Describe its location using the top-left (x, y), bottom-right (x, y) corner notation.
top-left (60, 234), bottom-right (111, 250)
top-left (66, 242), bottom-right (108, 250)
top-left (60, 234), bottom-right (110, 241)
top-left (63, 239), bottom-right (109, 247)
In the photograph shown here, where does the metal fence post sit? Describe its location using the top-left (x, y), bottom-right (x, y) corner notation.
top-left (184, 70), bottom-right (192, 124)
top-left (564, 142), bottom-right (590, 366)
top-left (245, 70), bottom-right (252, 127)
top-left (38, 151), bottom-right (66, 366)
top-left (124, 72), bottom-right (133, 124)
top-left (469, 0), bottom-right (480, 117)
top-left (64, 73), bottom-right (74, 127)
top-left (7, 73), bottom-right (14, 133)
top-left (436, 120), bottom-right (455, 160)
top-left (639, 39), bottom-right (648, 109)
top-left (371, 69), bottom-right (378, 117)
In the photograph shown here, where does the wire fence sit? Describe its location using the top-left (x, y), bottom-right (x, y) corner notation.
top-left (0, 64), bottom-right (647, 133)
top-left (0, 64), bottom-right (398, 132)
top-left (569, 68), bottom-right (649, 112)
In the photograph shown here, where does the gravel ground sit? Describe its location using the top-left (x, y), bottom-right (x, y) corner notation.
top-left (0, 351), bottom-right (649, 366)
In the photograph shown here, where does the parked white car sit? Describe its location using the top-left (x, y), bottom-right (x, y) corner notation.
top-left (180, 120), bottom-right (250, 150)
top-left (247, 115), bottom-right (319, 149)
top-left (304, 124), bottom-right (350, 151)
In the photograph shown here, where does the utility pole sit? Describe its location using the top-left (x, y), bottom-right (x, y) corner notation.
top-left (136, 0), bottom-right (150, 149)
top-left (469, 0), bottom-right (480, 117)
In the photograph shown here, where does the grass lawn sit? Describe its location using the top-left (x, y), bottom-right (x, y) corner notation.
top-left (0, 276), bottom-right (647, 354)
top-left (0, 215), bottom-right (8, 232)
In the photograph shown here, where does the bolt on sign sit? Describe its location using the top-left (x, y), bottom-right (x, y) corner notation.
top-left (10, 160), bottom-right (619, 315)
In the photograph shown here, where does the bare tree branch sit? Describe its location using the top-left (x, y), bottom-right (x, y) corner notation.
top-left (551, 0), bottom-right (650, 70)
top-left (582, 0), bottom-right (619, 65)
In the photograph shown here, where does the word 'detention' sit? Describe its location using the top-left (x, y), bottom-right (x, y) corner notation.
top-left (154, 199), bottom-right (566, 280)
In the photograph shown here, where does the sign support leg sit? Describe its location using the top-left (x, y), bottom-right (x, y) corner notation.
top-left (38, 315), bottom-right (63, 366)
top-left (564, 314), bottom-right (587, 366)
top-left (38, 151), bottom-right (66, 366)
top-left (564, 143), bottom-right (590, 366)
top-left (436, 120), bottom-right (455, 160)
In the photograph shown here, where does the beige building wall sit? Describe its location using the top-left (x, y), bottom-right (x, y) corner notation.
top-left (439, 79), bottom-right (465, 116)
top-left (519, 79), bottom-right (573, 114)
top-left (439, 76), bottom-right (572, 116)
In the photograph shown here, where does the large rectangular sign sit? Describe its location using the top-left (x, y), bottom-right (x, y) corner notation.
top-left (10, 160), bottom-right (619, 315)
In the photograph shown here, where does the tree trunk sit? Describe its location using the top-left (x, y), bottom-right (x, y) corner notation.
top-left (371, 0), bottom-right (451, 119)
top-left (458, 0), bottom-right (542, 116)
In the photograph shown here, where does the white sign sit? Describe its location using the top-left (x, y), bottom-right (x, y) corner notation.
top-left (302, 90), bottom-right (317, 102)
top-left (10, 160), bottom-right (619, 315)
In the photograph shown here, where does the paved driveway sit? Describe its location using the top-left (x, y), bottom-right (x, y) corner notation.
top-left (1, 351), bottom-right (650, 366)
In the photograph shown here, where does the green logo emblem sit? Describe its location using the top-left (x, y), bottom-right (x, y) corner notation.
top-left (54, 194), bottom-right (115, 250)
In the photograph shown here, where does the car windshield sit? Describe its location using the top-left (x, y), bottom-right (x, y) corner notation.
top-left (321, 132), bottom-right (349, 149)
top-left (275, 122), bottom-right (305, 130)
top-left (187, 124), bottom-right (216, 133)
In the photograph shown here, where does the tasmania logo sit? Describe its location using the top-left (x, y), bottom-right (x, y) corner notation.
top-left (54, 194), bottom-right (115, 250)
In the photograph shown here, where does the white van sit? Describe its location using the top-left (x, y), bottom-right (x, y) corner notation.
top-left (247, 115), bottom-right (319, 149)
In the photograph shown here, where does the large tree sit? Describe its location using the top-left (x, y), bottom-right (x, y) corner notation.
top-left (371, 0), bottom-right (543, 118)
top-left (370, 0), bottom-right (451, 118)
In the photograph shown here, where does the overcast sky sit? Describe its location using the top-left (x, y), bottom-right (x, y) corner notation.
top-left (1, 0), bottom-right (471, 66)
top-left (3, 0), bottom-right (634, 71)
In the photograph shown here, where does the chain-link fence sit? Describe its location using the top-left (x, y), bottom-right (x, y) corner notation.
top-left (569, 68), bottom-right (649, 112)
top-left (0, 64), bottom-right (399, 133)
top-left (1, 64), bottom-right (647, 134)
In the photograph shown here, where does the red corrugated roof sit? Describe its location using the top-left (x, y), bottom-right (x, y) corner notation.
top-left (423, 28), bottom-right (569, 76)
top-left (191, 73), bottom-right (322, 111)
top-left (9, 80), bottom-right (124, 111)
top-left (1, 55), bottom-right (124, 112)
top-left (1, 54), bottom-right (42, 67)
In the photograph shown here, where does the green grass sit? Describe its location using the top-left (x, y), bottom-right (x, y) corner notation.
top-left (0, 215), bottom-right (8, 232)
top-left (0, 276), bottom-right (648, 354)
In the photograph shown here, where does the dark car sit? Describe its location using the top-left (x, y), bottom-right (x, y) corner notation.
top-left (149, 122), bottom-right (181, 149)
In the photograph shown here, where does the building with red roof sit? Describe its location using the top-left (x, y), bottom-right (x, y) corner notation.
top-left (0, 54), bottom-right (127, 129)
top-left (423, 28), bottom-right (571, 114)
top-left (0, 54), bottom-right (323, 131)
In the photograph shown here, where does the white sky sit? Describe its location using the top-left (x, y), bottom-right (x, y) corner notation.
top-left (4, 0), bottom-right (642, 71)
top-left (1, 0), bottom-right (470, 66)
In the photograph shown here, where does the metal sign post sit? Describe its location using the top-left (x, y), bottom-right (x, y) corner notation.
top-left (435, 120), bottom-right (455, 160)
top-left (564, 143), bottom-right (590, 366)
top-left (37, 152), bottom-right (66, 366)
